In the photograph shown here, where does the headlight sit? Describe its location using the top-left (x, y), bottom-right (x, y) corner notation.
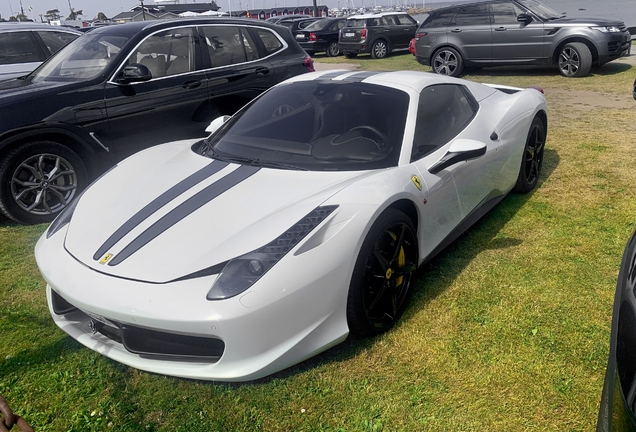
top-left (592, 26), bottom-right (621, 33)
top-left (206, 205), bottom-right (338, 300)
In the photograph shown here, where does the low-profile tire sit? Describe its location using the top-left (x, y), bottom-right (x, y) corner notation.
top-left (325, 41), bottom-right (340, 57)
top-left (343, 51), bottom-right (358, 59)
top-left (512, 116), bottom-right (546, 194)
top-left (0, 141), bottom-right (88, 224)
top-left (558, 42), bottom-right (592, 77)
top-left (431, 47), bottom-right (464, 77)
top-left (370, 39), bottom-right (389, 59)
top-left (347, 209), bottom-right (418, 337)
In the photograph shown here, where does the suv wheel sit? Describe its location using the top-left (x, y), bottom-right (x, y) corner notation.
top-left (0, 141), bottom-right (87, 224)
top-left (326, 41), bottom-right (340, 57)
top-left (370, 39), bottom-right (389, 59)
top-left (432, 47), bottom-right (463, 77)
top-left (558, 42), bottom-right (592, 77)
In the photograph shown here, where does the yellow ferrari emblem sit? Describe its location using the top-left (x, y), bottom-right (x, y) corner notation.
top-left (99, 253), bottom-right (113, 265)
top-left (411, 175), bottom-right (422, 191)
top-left (385, 268), bottom-right (393, 279)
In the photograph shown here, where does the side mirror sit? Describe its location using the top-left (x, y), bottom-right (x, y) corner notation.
top-left (428, 139), bottom-right (487, 174)
top-left (116, 64), bottom-right (152, 84)
top-left (517, 13), bottom-right (533, 24)
top-left (205, 115), bottom-right (231, 134)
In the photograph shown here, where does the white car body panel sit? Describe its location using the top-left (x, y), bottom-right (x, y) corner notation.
top-left (35, 70), bottom-right (547, 381)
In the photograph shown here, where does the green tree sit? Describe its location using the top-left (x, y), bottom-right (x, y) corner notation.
top-left (44, 9), bottom-right (61, 21)
top-left (67, 9), bottom-right (83, 20)
top-left (15, 12), bottom-right (28, 21)
top-left (9, 16), bottom-right (17, 21)
top-left (96, 11), bottom-right (108, 20)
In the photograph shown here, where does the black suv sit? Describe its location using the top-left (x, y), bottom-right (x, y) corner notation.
top-left (0, 18), bottom-right (314, 224)
top-left (338, 12), bottom-right (418, 59)
top-left (294, 17), bottom-right (347, 57)
top-left (414, 0), bottom-right (631, 77)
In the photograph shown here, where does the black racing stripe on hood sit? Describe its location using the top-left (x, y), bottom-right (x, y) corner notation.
top-left (315, 71), bottom-right (352, 81)
top-left (107, 165), bottom-right (260, 267)
top-left (339, 71), bottom-right (383, 82)
top-left (93, 160), bottom-right (229, 261)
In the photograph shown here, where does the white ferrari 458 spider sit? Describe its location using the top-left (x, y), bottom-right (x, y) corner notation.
top-left (35, 70), bottom-right (547, 381)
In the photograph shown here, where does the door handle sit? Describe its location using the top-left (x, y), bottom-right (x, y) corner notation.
top-left (255, 67), bottom-right (270, 75)
top-left (383, 29), bottom-right (390, 32)
top-left (495, 27), bottom-right (507, 31)
top-left (450, 29), bottom-right (462, 33)
top-left (182, 80), bottom-right (201, 89)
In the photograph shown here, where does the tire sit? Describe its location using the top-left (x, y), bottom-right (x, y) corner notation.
top-left (431, 47), bottom-right (464, 77)
top-left (347, 209), bottom-right (418, 337)
top-left (343, 51), bottom-right (358, 59)
top-left (558, 42), bottom-right (592, 77)
top-left (305, 50), bottom-right (315, 56)
top-left (370, 39), bottom-right (389, 59)
top-left (512, 116), bottom-right (546, 194)
top-left (325, 41), bottom-right (340, 57)
top-left (0, 141), bottom-right (88, 224)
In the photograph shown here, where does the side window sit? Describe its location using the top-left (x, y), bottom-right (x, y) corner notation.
top-left (202, 26), bottom-right (252, 68)
top-left (0, 32), bottom-right (41, 65)
top-left (397, 15), bottom-right (416, 26)
top-left (133, 27), bottom-right (195, 79)
top-left (37, 31), bottom-right (79, 56)
top-left (255, 29), bottom-right (283, 55)
top-left (422, 9), bottom-right (457, 29)
top-left (336, 20), bottom-right (346, 30)
top-left (491, 2), bottom-right (525, 24)
top-left (411, 85), bottom-right (478, 161)
top-left (382, 16), bottom-right (398, 26)
top-left (454, 4), bottom-right (490, 26)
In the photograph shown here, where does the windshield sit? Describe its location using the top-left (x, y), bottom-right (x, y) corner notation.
top-left (304, 19), bottom-right (333, 31)
top-left (201, 81), bottom-right (409, 171)
top-left (32, 32), bottom-right (130, 82)
top-left (516, 0), bottom-right (563, 20)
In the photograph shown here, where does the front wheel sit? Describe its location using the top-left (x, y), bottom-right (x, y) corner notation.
top-left (347, 209), bottom-right (418, 337)
top-left (0, 141), bottom-right (87, 224)
top-left (432, 47), bottom-right (464, 77)
top-left (558, 42), bottom-right (592, 77)
top-left (370, 39), bottom-right (389, 59)
top-left (512, 116), bottom-right (546, 194)
top-left (325, 41), bottom-right (340, 57)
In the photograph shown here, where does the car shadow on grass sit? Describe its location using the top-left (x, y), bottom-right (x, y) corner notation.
top-left (465, 61), bottom-right (631, 78)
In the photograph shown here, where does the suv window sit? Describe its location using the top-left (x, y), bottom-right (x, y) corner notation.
top-left (37, 31), bottom-right (79, 56)
top-left (345, 19), bottom-right (367, 27)
top-left (454, 4), bottom-right (490, 26)
top-left (202, 26), bottom-right (258, 67)
top-left (0, 32), bottom-right (41, 65)
top-left (255, 29), bottom-right (283, 54)
top-left (133, 28), bottom-right (196, 78)
top-left (491, 2), bottom-right (525, 24)
top-left (423, 9), bottom-right (457, 28)
top-left (383, 16), bottom-right (398, 25)
top-left (411, 84), bottom-right (477, 161)
top-left (396, 14), bottom-right (416, 26)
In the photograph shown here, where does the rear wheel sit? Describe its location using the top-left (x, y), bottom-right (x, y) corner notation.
top-left (432, 47), bottom-right (463, 77)
top-left (343, 51), bottom-right (358, 59)
top-left (325, 41), bottom-right (340, 57)
top-left (347, 209), bottom-right (418, 337)
top-left (512, 116), bottom-right (546, 194)
top-left (0, 141), bottom-right (87, 224)
top-left (370, 39), bottom-right (389, 59)
top-left (558, 42), bottom-right (592, 77)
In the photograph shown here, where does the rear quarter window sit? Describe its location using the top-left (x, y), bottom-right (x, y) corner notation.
top-left (345, 19), bottom-right (367, 28)
top-left (422, 9), bottom-right (456, 28)
top-left (255, 29), bottom-right (283, 54)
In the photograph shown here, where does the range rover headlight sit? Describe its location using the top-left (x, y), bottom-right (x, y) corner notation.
top-left (592, 26), bottom-right (621, 33)
top-left (206, 205), bottom-right (338, 300)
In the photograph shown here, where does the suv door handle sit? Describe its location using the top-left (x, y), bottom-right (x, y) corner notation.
top-left (383, 29), bottom-right (390, 32)
top-left (182, 80), bottom-right (201, 89)
top-left (450, 29), bottom-right (462, 33)
top-left (495, 27), bottom-right (507, 31)
top-left (255, 67), bottom-right (270, 75)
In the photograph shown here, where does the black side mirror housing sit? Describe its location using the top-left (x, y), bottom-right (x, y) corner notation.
top-left (117, 64), bottom-right (152, 84)
top-left (517, 13), bottom-right (533, 24)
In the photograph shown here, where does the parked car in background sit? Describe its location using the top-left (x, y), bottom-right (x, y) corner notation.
top-left (414, 0), bottom-right (631, 77)
top-left (0, 18), bottom-right (314, 225)
top-left (266, 14), bottom-right (310, 24)
top-left (276, 17), bottom-right (320, 34)
top-left (294, 17), bottom-right (347, 56)
top-left (0, 22), bottom-right (80, 81)
top-left (338, 11), bottom-right (418, 59)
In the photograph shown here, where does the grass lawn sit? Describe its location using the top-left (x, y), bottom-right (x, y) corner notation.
top-left (1, 51), bottom-right (635, 431)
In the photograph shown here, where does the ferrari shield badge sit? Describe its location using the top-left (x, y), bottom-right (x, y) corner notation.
top-left (411, 175), bottom-right (422, 191)
top-left (99, 253), bottom-right (113, 265)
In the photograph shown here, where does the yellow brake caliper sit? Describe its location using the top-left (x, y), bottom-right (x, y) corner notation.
top-left (387, 231), bottom-right (405, 287)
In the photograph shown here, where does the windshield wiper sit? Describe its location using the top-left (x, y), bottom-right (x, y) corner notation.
top-left (206, 149), bottom-right (306, 171)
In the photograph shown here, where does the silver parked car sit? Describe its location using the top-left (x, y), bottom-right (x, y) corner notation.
top-left (414, 0), bottom-right (631, 77)
top-left (0, 22), bottom-right (80, 82)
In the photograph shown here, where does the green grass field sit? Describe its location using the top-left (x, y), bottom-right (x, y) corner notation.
top-left (1, 51), bottom-right (635, 431)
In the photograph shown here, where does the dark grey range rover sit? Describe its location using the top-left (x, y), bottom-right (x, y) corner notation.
top-left (414, 0), bottom-right (631, 77)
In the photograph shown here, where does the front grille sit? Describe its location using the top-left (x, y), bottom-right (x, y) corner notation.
top-left (52, 291), bottom-right (224, 362)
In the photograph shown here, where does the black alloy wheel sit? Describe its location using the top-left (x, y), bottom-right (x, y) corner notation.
top-left (326, 41), bottom-right (340, 57)
top-left (432, 47), bottom-right (463, 77)
top-left (347, 209), bottom-right (418, 336)
top-left (0, 141), bottom-right (87, 224)
top-left (513, 116), bottom-right (546, 194)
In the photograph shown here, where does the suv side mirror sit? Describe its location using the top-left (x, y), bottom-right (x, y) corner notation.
top-left (116, 64), bottom-right (152, 84)
top-left (517, 13), bottom-right (533, 24)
